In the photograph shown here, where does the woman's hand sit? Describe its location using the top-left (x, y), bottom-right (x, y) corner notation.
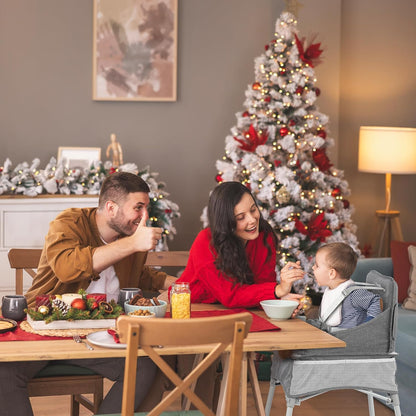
top-left (275, 261), bottom-right (305, 298)
top-left (281, 293), bottom-right (304, 318)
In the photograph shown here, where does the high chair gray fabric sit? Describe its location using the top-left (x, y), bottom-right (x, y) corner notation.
top-left (265, 270), bottom-right (401, 416)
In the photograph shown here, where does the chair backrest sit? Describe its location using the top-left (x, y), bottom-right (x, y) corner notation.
top-left (7, 249), bottom-right (189, 295)
top-left (8, 248), bottom-right (42, 295)
top-left (116, 312), bottom-right (252, 416)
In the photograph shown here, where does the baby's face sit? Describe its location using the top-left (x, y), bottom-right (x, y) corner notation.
top-left (312, 250), bottom-right (333, 287)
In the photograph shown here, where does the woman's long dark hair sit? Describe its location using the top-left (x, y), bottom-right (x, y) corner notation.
top-left (208, 181), bottom-right (277, 285)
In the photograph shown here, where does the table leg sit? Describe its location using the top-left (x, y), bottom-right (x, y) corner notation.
top-left (239, 352), bottom-right (248, 416)
top-left (247, 352), bottom-right (266, 416)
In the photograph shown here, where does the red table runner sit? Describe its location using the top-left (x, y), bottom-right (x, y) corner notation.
top-left (0, 309), bottom-right (279, 342)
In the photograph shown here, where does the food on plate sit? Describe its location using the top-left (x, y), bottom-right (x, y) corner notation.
top-left (129, 294), bottom-right (160, 306)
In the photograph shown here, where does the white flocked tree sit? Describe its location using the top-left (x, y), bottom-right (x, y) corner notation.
top-left (206, 11), bottom-right (360, 293)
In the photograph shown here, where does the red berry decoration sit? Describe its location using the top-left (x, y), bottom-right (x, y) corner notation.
top-left (71, 298), bottom-right (87, 310)
top-left (289, 119), bottom-right (296, 126)
top-left (315, 88), bottom-right (321, 96)
top-left (343, 199), bottom-right (350, 209)
top-left (252, 82), bottom-right (261, 90)
top-left (280, 127), bottom-right (289, 137)
top-left (215, 174), bottom-right (223, 183)
top-left (242, 111), bottom-right (250, 117)
top-left (295, 86), bottom-right (303, 95)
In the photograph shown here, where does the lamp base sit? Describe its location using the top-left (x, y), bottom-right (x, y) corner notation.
top-left (372, 210), bottom-right (403, 257)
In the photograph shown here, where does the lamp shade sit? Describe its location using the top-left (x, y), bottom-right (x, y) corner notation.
top-left (358, 126), bottom-right (416, 174)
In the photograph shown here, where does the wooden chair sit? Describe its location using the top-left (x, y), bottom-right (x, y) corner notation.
top-left (7, 248), bottom-right (104, 416)
top-left (103, 312), bottom-right (252, 416)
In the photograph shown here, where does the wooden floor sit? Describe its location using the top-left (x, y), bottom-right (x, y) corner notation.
top-left (30, 379), bottom-right (395, 415)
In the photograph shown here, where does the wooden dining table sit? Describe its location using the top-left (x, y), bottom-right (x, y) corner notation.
top-left (0, 304), bottom-right (345, 416)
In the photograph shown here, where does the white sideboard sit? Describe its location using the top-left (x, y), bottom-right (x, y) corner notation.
top-left (0, 196), bottom-right (98, 297)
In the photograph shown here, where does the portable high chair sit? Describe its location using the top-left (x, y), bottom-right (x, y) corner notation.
top-left (265, 270), bottom-right (401, 416)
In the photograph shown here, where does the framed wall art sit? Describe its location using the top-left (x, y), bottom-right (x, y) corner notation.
top-left (57, 147), bottom-right (102, 169)
top-left (92, 0), bottom-right (178, 101)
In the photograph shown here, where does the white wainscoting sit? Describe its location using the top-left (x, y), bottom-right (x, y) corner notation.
top-left (0, 196), bottom-right (98, 297)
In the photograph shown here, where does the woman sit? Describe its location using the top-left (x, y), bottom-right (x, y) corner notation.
top-left (175, 181), bottom-right (304, 308)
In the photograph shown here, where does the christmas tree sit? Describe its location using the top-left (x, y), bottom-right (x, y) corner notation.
top-left (208, 12), bottom-right (360, 292)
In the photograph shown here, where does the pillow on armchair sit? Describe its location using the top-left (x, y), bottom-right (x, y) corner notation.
top-left (403, 245), bottom-right (416, 310)
top-left (390, 240), bottom-right (416, 303)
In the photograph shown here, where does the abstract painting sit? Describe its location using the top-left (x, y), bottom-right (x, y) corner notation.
top-left (93, 0), bottom-right (177, 101)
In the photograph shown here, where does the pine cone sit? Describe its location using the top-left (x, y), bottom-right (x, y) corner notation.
top-left (52, 298), bottom-right (70, 316)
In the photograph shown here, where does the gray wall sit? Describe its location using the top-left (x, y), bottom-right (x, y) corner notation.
top-left (1, 0), bottom-right (415, 251)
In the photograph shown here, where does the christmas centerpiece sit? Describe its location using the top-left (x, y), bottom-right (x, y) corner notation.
top-left (26, 290), bottom-right (123, 330)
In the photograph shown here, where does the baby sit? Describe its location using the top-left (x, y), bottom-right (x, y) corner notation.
top-left (313, 242), bottom-right (381, 329)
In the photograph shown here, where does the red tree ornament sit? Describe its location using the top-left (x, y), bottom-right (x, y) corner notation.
top-left (234, 124), bottom-right (268, 152)
top-left (294, 34), bottom-right (323, 67)
top-left (252, 82), bottom-right (262, 90)
top-left (280, 127), bottom-right (289, 137)
top-left (215, 174), bottom-right (223, 183)
top-left (317, 129), bottom-right (327, 139)
top-left (295, 213), bottom-right (332, 242)
top-left (313, 148), bottom-right (333, 172)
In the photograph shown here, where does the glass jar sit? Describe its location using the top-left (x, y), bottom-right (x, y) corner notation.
top-left (170, 282), bottom-right (191, 319)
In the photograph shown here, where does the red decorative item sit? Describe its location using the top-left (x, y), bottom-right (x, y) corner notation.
top-left (279, 127), bottom-right (289, 137)
top-left (35, 294), bottom-right (54, 310)
top-left (294, 34), bottom-right (323, 68)
top-left (315, 87), bottom-right (321, 96)
top-left (295, 213), bottom-right (332, 242)
top-left (264, 96), bottom-right (271, 103)
top-left (264, 44), bottom-right (269, 51)
top-left (274, 160), bottom-right (282, 167)
top-left (215, 174), bottom-right (223, 183)
top-left (252, 82), bottom-right (262, 90)
top-left (71, 298), bottom-right (87, 310)
top-left (313, 148), bottom-right (333, 172)
top-left (289, 119), bottom-right (296, 126)
top-left (295, 86), bottom-right (303, 95)
top-left (279, 68), bottom-right (286, 75)
top-left (317, 129), bottom-right (327, 139)
top-left (242, 111), bottom-right (250, 117)
top-left (343, 199), bottom-right (350, 209)
top-left (331, 188), bottom-right (341, 198)
top-left (86, 293), bottom-right (107, 304)
top-left (234, 124), bottom-right (268, 152)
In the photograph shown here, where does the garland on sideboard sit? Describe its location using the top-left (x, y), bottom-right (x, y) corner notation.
top-left (0, 157), bottom-right (180, 249)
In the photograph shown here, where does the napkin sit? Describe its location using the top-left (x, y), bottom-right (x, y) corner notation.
top-left (107, 329), bottom-right (120, 343)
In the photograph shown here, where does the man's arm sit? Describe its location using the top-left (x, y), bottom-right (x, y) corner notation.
top-left (92, 213), bottom-right (162, 273)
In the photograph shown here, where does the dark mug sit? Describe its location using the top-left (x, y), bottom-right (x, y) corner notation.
top-left (2, 295), bottom-right (28, 321)
top-left (118, 288), bottom-right (142, 307)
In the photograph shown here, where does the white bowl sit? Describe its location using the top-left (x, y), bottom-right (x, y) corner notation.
top-left (260, 299), bottom-right (298, 320)
top-left (124, 299), bottom-right (167, 318)
top-left (127, 311), bottom-right (156, 319)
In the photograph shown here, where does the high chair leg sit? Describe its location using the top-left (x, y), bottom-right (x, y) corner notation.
top-left (265, 380), bottom-right (277, 416)
top-left (367, 393), bottom-right (375, 416)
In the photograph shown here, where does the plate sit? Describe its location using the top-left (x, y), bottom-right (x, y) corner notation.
top-left (0, 318), bottom-right (17, 334)
top-left (86, 330), bottom-right (126, 349)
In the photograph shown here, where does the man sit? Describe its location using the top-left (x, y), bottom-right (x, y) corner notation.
top-left (1, 172), bottom-right (177, 416)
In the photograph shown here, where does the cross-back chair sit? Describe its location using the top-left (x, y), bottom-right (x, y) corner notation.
top-left (7, 248), bottom-right (104, 416)
top-left (102, 312), bottom-right (252, 416)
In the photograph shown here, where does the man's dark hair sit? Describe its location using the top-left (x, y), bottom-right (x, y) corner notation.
top-left (98, 172), bottom-right (150, 208)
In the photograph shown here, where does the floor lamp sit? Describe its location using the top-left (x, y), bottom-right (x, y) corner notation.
top-left (358, 126), bottom-right (416, 257)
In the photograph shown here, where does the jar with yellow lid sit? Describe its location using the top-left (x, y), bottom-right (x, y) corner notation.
top-left (170, 282), bottom-right (191, 319)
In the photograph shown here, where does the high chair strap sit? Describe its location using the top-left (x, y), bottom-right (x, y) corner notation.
top-left (320, 283), bottom-right (385, 324)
